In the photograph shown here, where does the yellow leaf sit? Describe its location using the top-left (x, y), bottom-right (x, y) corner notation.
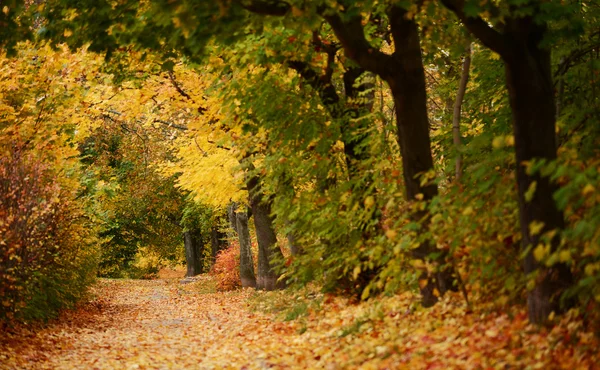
top-left (353, 266), bottom-right (361, 280)
top-left (525, 181), bottom-right (537, 202)
top-left (582, 184), bottom-right (595, 196)
top-left (584, 263), bottom-right (599, 276)
top-left (361, 286), bottom-right (371, 300)
top-left (558, 250), bottom-right (571, 263)
top-left (533, 244), bottom-right (548, 262)
top-left (413, 259), bottom-right (426, 270)
top-left (385, 229), bottom-right (397, 240)
top-left (492, 136), bottom-right (504, 149)
top-left (505, 135), bottom-right (515, 146)
top-left (462, 206), bottom-right (474, 216)
top-left (529, 220), bottom-right (545, 236)
top-left (431, 213), bottom-right (443, 224)
top-left (485, 329), bottom-right (499, 338)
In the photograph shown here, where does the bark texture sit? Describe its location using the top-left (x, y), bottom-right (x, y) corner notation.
top-left (228, 202), bottom-right (256, 288)
top-left (246, 171), bottom-right (285, 291)
top-left (183, 229), bottom-right (203, 277)
top-left (210, 225), bottom-right (227, 266)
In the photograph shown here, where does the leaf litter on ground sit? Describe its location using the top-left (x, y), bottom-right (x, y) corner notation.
top-left (1, 274), bottom-right (598, 369)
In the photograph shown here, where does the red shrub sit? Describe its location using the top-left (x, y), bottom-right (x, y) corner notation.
top-left (210, 243), bottom-right (240, 291)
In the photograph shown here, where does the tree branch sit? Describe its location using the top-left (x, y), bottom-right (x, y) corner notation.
top-left (237, 0), bottom-right (291, 16)
top-left (287, 60), bottom-right (342, 118)
top-left (168, 71), bottom-right (194, 101)
top-left (154, 119), bottom-right (188, 131)
top-left (439, 0), bottom-right (509, 57)
top-left (322, 10), bottom-right (393, 77)
top-left (555, 43), bottom-right (599, 79)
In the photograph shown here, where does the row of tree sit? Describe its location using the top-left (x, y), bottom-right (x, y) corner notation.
top-left (1, 0), bottom-right (598, 326)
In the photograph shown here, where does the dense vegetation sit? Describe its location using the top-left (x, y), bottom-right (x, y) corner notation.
top-left (1, 0), bottom-right (599, 335)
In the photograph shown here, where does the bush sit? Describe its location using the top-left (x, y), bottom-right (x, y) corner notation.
top-left (210, 243), bottom-right (241, 291)
top-left (0, 153), bottom-right (98, 322)
top-left (127, 247), bottom-right (164, 279)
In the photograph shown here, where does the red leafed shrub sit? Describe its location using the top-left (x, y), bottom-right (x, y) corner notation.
top-left (0, 152), bottom-right (98, 322)
top-left (210, 243), bottom-right (240, 291)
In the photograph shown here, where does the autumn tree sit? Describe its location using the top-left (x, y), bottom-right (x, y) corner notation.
top-left (439, 0), bottom-right (577, 324)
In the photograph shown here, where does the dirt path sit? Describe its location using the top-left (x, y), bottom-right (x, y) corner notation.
top-left (1, 278), bottom-right (313, 369)
top-left (1, 277), bottom-right (599, 369)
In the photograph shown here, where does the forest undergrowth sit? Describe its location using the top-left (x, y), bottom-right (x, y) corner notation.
top-left (1, 271), bottom-right (598, 370)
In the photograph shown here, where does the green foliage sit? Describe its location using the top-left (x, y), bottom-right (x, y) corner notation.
top-left (1, 0), bottom-right (599, 327)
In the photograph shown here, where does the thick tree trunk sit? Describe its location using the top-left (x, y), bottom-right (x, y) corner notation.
top-left (247, 172), bottom-right (286, 291)
top-left (183, 229), bottom-right (203, 277)
top-left (453, 43), bottom-right (471, 180)
top-left (228, 202), bottom-right (256, 288)
top-left (324, 6), bottom-right (455, 306)
top-left (386, 9), bottom-right (454, 305)
top-left (504, 43), bottom-right (573, 323)
top-left (236, 209), bottom-right (258, 288)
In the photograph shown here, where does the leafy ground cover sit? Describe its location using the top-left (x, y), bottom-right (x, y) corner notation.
top-left (1, 273), bottom-right (598, 369)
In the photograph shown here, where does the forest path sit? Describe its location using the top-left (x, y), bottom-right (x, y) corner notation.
top-left (1, 276), bottom-right (599, 369)
top-left (1, 277), bottom-right (311, 369)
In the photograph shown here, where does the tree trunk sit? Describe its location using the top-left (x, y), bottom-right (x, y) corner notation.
top-left (504, 41), bottom-right (573, 323)
top-left (228, 202), bottom-right (256, 288)
top-left (183, 229), bottom-right (203, 277)
top-left (246, 172), bottom-right (286, 290)
top-left (440, 0), bottom-right (575, 323)
top-left (324, 6), bottom-right (455, 306)
top-left (453, 43), bottom-right (471, 180)
top-left (236, 209), bottom-right (258, 288)
top-left (386, 8), bottom-right (454, 305)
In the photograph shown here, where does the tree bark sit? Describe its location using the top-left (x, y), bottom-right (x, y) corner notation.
top-left (246, 170), bottom-right (286, 290)
top-left (441, 0), bottom-right (574, 323)
top-left (453, 43), bottom-right (471, 180)
top-left (236, 208), bottom-right (258, 288)
top-left (387, 7), bottom-right (456, 304)
top-left (228, 202), bottom-right (257, 288)
top-left (504, 39), bottom-right (573, 324)
top-left (183, 229), bottom-right (203, 277)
